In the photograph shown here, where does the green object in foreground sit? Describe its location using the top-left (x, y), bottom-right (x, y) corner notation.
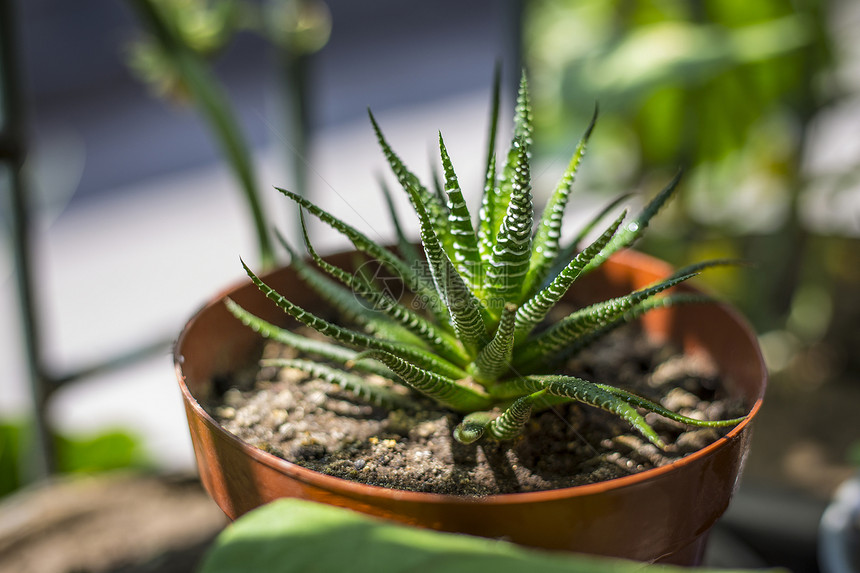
top-left (198, 499), bottom-right (785, 573)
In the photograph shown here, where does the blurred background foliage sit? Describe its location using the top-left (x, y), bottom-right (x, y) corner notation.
top-left (1, 421), bottom-right (149, 498)
top-left (526, 0), bottom-right (822, 323)
top-left (525, 0), bottom-right (854, 376)
top-left (126, 0), bottom-right (331, 104)
top-left (523, 0), bottom-right (860, 485)
top-left (126, 0), bottom-right (332, 268)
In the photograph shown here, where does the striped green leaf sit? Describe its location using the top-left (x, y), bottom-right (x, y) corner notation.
top-left (484, 138), bottom-right (533, 311)
top-left (267, 358), bottom-right (416, 410)
top-left (545, 193), bottom-right (633, 286)
top-left (429, 160), bottom-right (449, 214)
top-left (454, 390), bottom-right (548, 443)
top-left (275, 231), bottom-right (413, 341)
top-left (472, 303), bottom-right (517, 384)
top-left (486, 390), bottom-right (547, 441)
top-left (438, 132), bottom-right (481, 290)
top-left (558, 293), bottom-right (714, 365)
top-left (667, 258), bottom-right (749, 280)
top-left (355, 350), bottom-right (492, 413)
top-left (490, 73), bottom-right (533, 242)
top-left (478, 65), bottom-right (503, 262)
top-left (478, 154), bottom-right (499, 262)
top-left (521, 375), bottom-right (666, 448)
top-left (566, 194), bottom-right (632, 258)
top-left (275, 186), bottom-right (444, 318)
top-left (368, 110), bottom-right (452, 256)
top-left (583, 171), bottom-right (683, 274)
top-left (595, 384), bottom-right (746, 428)
top-left (241, 259), bottom-right (468, 381)
top-left (514, 211), bottom-right (626, 343)
top-left (407, 184), bottom-right (489, 352)
top-left (378, 175), bottom-right (422, 267)
top-left (261, 355), bottom-right (396, 383)
top-left (514, 273), bottom-right (698, 369)
top-left (224, 298), bottom-right (371, 367)
top-left (297, 211), bottom-right (468, 365)
top-left (525, 105), bottom-right (598, 297)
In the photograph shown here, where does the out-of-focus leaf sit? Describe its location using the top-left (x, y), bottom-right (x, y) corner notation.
top-left (199, 499), bottom-right (787, 573)
top-left (54, 430), bottom-right (149, 474)
top-left (555, 16), bottom-right (810, 108)
top-left (0, 421), bottom-right (149, 499)
top-left (0, 422), bottom-right (23, 498)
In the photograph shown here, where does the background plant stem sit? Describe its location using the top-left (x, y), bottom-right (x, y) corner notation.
top-left (129, 0), bottom-right (275, 268)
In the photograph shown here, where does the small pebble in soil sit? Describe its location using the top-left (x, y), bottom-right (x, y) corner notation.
top-left (216, 406), bottom-right (236, 419)
top-left (675, 428), bottom-right (721, 453)
top-left (354, 459), bottom-right (366, 470)
top-left (277, 423), bottom-right (296, 439)
top-left (269, 409), bottom-right (288, 426)
top-left (662, 388), bottom-right (700, 411)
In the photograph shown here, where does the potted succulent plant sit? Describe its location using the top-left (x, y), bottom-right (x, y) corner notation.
top-left (174, 73), bottom-right (766, 565)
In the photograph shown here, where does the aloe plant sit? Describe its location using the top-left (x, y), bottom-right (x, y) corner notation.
top-left (227, 72), bottom-right (745, 450)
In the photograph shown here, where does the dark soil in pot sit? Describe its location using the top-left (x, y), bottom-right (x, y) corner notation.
top-left (202, 321), bottom-right (747, 497)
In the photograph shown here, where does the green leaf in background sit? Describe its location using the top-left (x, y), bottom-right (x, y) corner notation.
top-left (0, 419), bottom-right (149, 499)
top-left (848, 440), bottom-right (860, 468)
top-left (199, 499), bottom-right (786, 573)
top-left (54, 429), bottom-right (149, 475)
top-left (0, 422), bottom-right (24, 498)
top-left (524, 0), bottom-right (835, 339)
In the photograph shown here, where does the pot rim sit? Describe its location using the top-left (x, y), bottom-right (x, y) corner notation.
top-left (175, 249), bottom-right (766, 506)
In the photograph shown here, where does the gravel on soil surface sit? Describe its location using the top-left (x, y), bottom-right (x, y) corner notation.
top-left (205, 325), bottom-right (747, 496)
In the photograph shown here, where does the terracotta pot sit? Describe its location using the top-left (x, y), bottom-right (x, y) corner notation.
top-left (174, 248), bottom-right (766, 565)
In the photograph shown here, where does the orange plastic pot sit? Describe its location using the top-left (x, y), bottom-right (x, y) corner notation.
top-left (174, 248), bottom-right (766, 565)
